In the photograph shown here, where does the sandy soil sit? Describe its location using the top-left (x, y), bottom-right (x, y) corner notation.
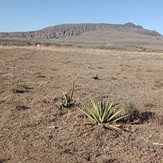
top-left (0, 46), bottom-right (163, 163)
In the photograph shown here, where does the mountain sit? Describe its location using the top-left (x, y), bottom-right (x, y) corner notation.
top-left (0, 22), bottom-right (161, 39)
top-left (0, 22), bottom-right (163, 51)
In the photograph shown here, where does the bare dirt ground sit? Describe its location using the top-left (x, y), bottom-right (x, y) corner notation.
top-left (0, 45), bottom-right (163, 163)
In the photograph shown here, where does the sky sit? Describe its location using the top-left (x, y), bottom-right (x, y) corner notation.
top-left (0, 0), bottom-right (163, 35)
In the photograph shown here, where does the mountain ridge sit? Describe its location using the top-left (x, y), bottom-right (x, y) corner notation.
top-left (0, 22), bottom-right (161, 39)
top-left (0, 22), bottom-right (163, 51)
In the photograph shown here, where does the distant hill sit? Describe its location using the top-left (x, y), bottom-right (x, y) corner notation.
top-left (0, 22), bottom-right (161, 39)
top-left (0, 22), bottom-right (163, 51)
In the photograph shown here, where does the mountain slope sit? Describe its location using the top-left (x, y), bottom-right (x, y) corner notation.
top-left (0, 23), bottom-right (163, 51)
top-left (0, 22), bottom-right (161, 39)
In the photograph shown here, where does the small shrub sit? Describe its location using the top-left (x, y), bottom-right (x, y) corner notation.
top-left (79, 98), bottom-right (126, 130)
top-left (124, 102), bottom-right (139, 122)
top-left (62, 82), bottom-right (75, 108)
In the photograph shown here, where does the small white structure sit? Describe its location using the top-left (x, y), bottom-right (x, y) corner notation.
top-left (37, 44), bottom-right (45, 47)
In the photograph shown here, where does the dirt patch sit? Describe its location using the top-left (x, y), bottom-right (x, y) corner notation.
top-left (0, 46), bottom-right (163, 162)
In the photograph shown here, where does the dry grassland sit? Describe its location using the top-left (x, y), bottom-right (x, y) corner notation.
top-left (0, 46), bottom-right (163, 162)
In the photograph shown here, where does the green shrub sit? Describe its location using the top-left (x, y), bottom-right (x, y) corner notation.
top-left (124, 102), bottom-right (139, 122)
top-left (79, 98), bottom-right (126, 130)
top-left (62, 82), bottom-right (75, 108)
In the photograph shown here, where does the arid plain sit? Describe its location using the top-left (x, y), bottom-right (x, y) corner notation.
top-left (0, 45), bottom-right (163, 162)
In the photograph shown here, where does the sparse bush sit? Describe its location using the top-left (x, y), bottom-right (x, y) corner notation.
top-left (79, 98), bottom-right (126, 130)
top-left (124, 102), bottom-right (139, 122)
top-left (62, 82), bottom-right (75, 108)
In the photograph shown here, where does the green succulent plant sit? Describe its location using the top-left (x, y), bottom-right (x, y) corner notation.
top-left (79, 98), bottom-right (126, 130)
top-left (62, 82), bottom-right (75, 108)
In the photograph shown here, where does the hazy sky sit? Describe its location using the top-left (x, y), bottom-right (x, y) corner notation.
top-left (0, 0), bottom-right (163, 34)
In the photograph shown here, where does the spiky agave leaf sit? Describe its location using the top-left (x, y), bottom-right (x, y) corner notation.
top-left (108, 107), bottom-right (125, 122)
top-left (62, 93), bottom-right (68, 107)
top-left (107, 123), bottom-right (121, 130)
top-left (106, 107), bottom-right (126, 130)
top-left (78, 107), bottom-right (96, 122)
top-left (84, 121), bottom-right (97, 125)
top-left (70, 82), bottom-right (75, 101)
top-left (101, 100), bottom-right (114, 123)
top-left (91, 99), bottom-right (101, 123)
top-left (91, 99), bottom-right (114, 123)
